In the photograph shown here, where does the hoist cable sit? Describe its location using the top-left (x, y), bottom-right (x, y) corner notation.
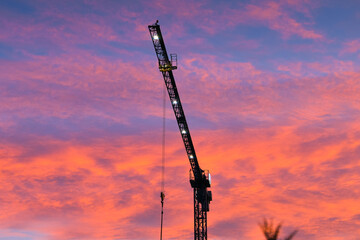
top-left (161, 83), bottom-right (166, 193)
top-left (160, 83), bottom-right (166, 240)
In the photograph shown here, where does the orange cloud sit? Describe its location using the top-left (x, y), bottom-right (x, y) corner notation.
top-left (1, 1), bottom-right (360, 239)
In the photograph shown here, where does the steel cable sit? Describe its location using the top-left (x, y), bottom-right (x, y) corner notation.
top-left (160, 83), bottom-right (166, 240)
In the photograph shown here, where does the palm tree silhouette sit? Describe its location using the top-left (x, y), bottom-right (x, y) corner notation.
top-left (259, 218), bottom-right (298, 240)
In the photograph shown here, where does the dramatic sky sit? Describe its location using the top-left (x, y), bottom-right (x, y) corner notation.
top-left (1, 0), bottom-right (360, 239)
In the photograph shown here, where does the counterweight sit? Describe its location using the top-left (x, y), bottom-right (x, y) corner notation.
top-left (148, 21), bottom-right (212, 240)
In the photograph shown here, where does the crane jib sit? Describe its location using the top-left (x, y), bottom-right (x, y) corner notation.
top-left (148, 24), bottom-right (203, 183)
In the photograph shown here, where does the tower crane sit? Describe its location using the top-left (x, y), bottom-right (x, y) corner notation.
top-left (148, 21), bottom-right (212, 240)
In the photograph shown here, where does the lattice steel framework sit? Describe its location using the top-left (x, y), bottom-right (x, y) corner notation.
top-left (148, 21), bottom-right (212, 240)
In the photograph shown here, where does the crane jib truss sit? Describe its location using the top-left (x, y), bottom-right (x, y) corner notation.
top-left (148, 21), bottom-right (212, 240)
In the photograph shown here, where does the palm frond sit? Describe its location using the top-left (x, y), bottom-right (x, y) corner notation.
top-left (259, 218), bottom-right (298, 240)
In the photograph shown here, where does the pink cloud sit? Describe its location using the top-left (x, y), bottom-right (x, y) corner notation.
top-left (277, 59), bottom-right (356, 76)
top-left (156, 0), bottom-right (324, 39)
top-left (242, 2), bottom-right (323, 39)
top-left (341, 39), bottom-right (360, 55)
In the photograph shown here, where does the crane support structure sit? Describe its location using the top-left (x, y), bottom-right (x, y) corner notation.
top-left (148, 21), bottom-right (212, 240)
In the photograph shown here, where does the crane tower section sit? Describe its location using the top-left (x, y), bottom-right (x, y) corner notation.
top-left (148, 21), bottom-right (212, 240)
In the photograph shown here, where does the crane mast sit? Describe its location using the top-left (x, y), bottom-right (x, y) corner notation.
top-left (148, 21), bottom-right (212, 240)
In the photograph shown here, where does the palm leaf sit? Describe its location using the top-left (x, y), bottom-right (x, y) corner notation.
top-left (259, 218), bottom-right (297, 240)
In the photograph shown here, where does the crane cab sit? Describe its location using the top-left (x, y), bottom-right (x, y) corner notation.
top-left (189, 169), bottom-right (211, 188)
top-left (159, 54), bottom-right (177, 72)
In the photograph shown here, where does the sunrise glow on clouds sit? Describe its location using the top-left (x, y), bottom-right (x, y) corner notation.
top-left (1, 0), bottom-right (360, 239)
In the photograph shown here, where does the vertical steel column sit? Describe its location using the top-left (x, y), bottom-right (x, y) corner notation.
top-left (194, 188), bottom-right (208, 240)
top-left (194, 188), bottom-right (200, 240)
